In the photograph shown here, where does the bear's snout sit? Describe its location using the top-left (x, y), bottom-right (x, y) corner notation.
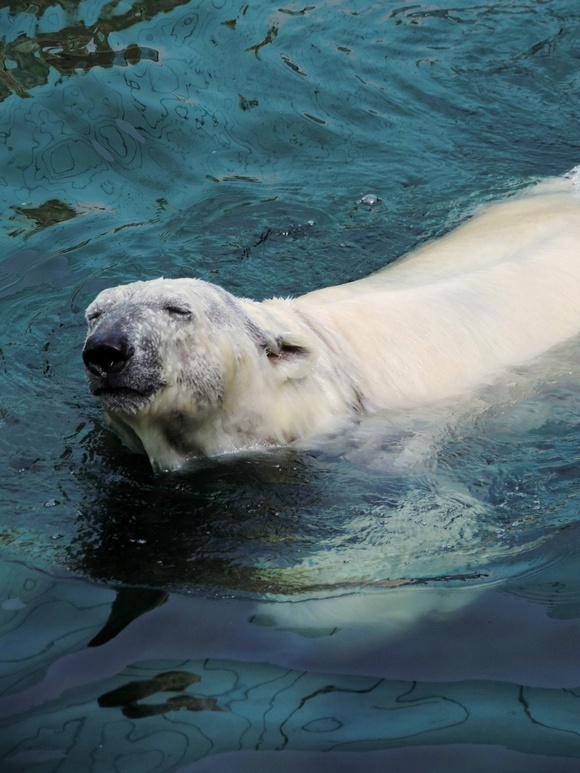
top-left (83, 330), bottom-right (135, 379)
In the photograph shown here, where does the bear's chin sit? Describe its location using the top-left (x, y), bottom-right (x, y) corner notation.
top-left (94, 386), bottom-right (156, 413)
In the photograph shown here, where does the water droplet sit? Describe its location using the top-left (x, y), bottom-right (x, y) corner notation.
top-left (360, 193), bottom-right (380, 206)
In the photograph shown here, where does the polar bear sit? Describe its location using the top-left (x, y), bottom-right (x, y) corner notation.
top-left (83, 172), bottom-right (580, 471)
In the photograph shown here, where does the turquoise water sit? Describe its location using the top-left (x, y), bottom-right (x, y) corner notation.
top-left (1, 0), bottom-right (580, 769)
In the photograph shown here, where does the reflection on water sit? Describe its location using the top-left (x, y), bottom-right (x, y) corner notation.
top-left (57, 338), bottom-right (580, 596)
top-left (2, 0), bottom-right (580, 768)
top-left (0, 0), bottom-right (188, 99)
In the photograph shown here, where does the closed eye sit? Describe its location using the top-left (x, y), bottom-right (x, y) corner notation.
top-left (164, 303), bottom-right (192, 317)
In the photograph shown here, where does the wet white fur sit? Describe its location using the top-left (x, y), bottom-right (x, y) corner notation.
top-left (87, 171), bottom-right (580, 470)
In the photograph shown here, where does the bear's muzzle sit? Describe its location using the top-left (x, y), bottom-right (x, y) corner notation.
top-left (83, 319), bottom-right (163, 412)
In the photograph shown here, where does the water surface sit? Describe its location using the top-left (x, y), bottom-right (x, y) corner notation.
top-left (1, 1), bottom-right (580, 770)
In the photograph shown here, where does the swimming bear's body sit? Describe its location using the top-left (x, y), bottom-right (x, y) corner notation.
top-left (83, 172), bottom-right (580, 470)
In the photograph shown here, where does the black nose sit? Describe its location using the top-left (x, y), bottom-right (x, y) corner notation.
top-left (83, 331), bottom-right (134, 378)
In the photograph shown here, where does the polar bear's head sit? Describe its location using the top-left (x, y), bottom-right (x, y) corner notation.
top-left (82, 278), bottom-right (319, 467)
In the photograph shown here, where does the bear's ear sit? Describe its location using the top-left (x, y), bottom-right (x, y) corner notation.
top-left (263, 330), bottom-right (317, 381)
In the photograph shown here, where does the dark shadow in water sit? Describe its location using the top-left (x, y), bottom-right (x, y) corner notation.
top-left (67, 442), bottom-right (348, 594)
top-left (68, 426), bottom-right (493, 596)
top-left (70, 443), bottom-right (337, 644)
top-left (88, 586), bottom-right (168, 647)
top-left (98, 669), bottom-right (225, 718)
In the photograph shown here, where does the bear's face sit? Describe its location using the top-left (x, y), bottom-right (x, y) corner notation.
top-left (83, 277), bottom-right (319, 466)
top-left (83, 278), bottom-right (255, 417)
